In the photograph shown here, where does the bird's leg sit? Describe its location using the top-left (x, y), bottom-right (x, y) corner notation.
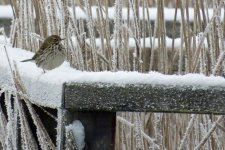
top-left (42, 69), bottom-right (46, 73)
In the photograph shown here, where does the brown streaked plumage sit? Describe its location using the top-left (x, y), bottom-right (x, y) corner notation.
top-left (21, 35), bottom-right (66, 70)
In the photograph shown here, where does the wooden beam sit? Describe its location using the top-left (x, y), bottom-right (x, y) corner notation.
top-left (62, 82), bottom-right (225, 149)
top-left (63, 82), bottom-right (225, 114)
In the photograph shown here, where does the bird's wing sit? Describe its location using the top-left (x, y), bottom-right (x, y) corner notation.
top-left (32, 42), bottom-right (48, 59)
top-left (32, 48), bottom-right (44, 60)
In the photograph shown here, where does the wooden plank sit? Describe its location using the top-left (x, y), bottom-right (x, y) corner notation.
top-left (64, 82), bottom-right (225, 114)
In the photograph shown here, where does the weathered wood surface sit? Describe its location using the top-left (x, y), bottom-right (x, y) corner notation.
top-left (63, 82), bottom-right (225, 114)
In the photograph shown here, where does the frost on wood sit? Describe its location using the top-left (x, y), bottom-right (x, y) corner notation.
top-left (64, 82), bottom-right (225, 114)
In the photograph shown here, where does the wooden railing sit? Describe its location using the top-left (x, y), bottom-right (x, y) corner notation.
top-left (60, 82), bottom-right (225, 149)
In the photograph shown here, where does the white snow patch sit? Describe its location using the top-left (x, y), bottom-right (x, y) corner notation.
top-left (0, 5), bottom-right (13, 18)
top-left (0, 5), bottom-right (223, 22)
top-left (86, 36), bottom-right (183, 48)
top-left (65, 120), bottom-right (85, 150)
top-left (0, 35), bottom-right (10, 45)
top-left (1, 45), bottom-right (225, 108)
top-left (68, 7), bottom-right (224, 21)
top-left (86, 35), bottom-right (207, 49)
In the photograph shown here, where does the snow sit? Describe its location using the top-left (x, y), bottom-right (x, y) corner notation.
top-left (65, 120), bottom-right (85, 150)
top-left (1, 44), bottom-right (225, 108)
top-left (0, 6), bottom-right (13, 18)
top-left (88, 36), bottom-right (183, 48)
top-left (83, 34), bottom-right (208, 49)
top-left (0, 35), bottom-right (9, 44)
top-left (0, 5), bottom-right (223, 22)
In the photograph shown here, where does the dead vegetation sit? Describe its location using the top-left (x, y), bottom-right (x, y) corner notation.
top-left (2, 0), bottom-right (225, 149)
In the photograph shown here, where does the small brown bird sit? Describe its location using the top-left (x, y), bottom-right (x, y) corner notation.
top-left (21, 35), bottom-right (66, 70)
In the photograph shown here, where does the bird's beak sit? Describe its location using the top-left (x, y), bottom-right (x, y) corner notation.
top-left (60, 38), bottom-right (65, 41)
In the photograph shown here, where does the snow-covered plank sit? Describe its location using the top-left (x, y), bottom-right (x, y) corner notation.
top-left (0, 45), bottom-right (65, 108)
top-left (1, 45), bottom-right (225, 112)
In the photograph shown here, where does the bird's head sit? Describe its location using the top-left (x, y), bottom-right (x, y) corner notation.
top-left (46, 35), bottom-right (65, 44)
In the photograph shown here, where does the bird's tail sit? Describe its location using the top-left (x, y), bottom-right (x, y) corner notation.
top-left (21, 58), bottom-right (33, 62)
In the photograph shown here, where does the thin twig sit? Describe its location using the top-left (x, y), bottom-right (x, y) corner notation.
top-left (194, 116), bottom-right (223, 150)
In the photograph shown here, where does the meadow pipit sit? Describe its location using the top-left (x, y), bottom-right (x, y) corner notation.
top-left (21, 35), bottom-right (66, 70)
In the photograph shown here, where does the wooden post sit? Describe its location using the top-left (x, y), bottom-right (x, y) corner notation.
top-left (62, 83), bottom-right (116, 150)
top-left (61, 82), bottom-right (225, 149)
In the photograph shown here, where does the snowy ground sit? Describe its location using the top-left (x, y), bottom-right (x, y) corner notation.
top-left (1, 44), bottom-right (225, 108)
top-left (0, 5), bottom-right (223, 21)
